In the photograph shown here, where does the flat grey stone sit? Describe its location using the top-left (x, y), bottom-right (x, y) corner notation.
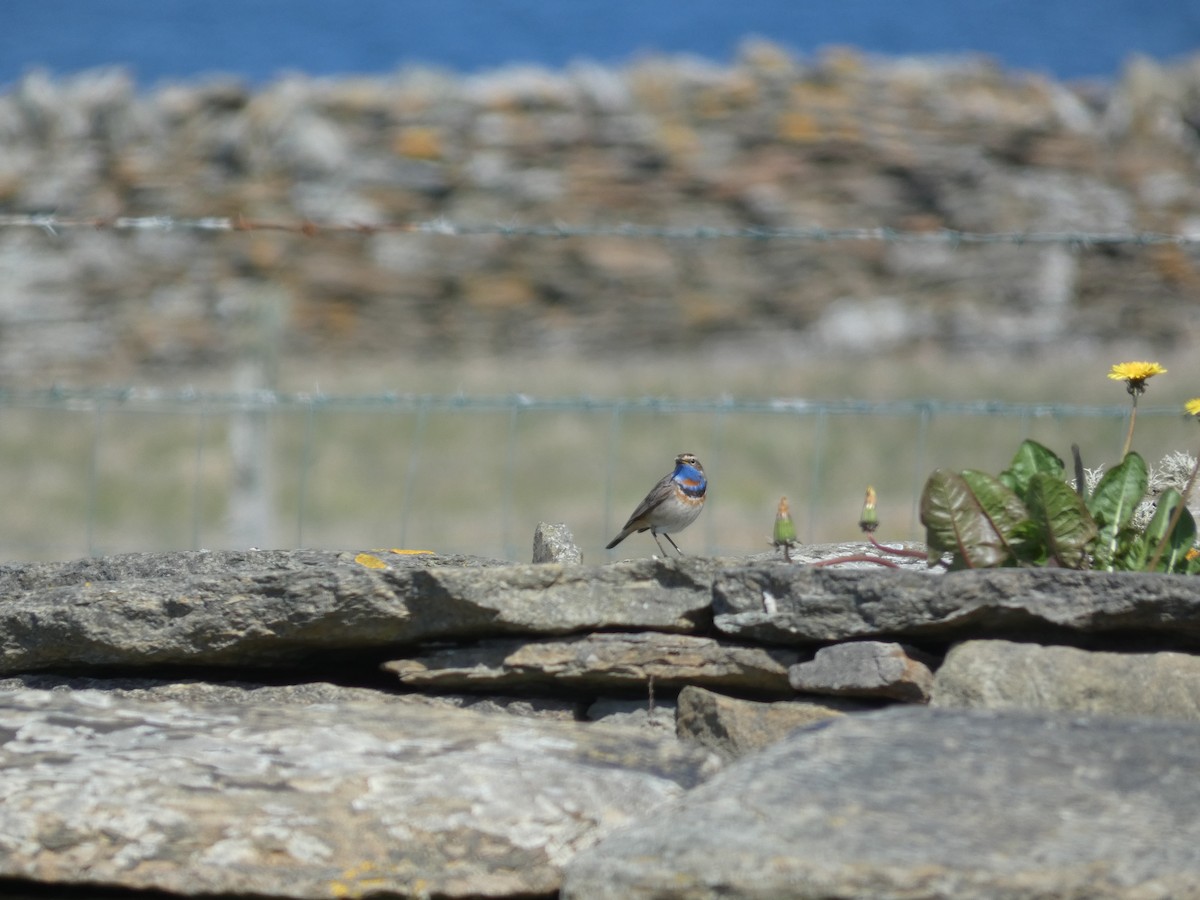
top-left (0, 673), bottom-right (581, 719)
top-left (563, 706), bottom-right (1200, 899)
top-left (384, 632), bottom-right (799, 695)
top-left (6, 552), bottom-right (1200, 680)
top-left (787, 640), bottom-right (935, 702)
top-left (713, 566), bottom-right (1200, 645)
top-left (932, 639), bottom-right (1200, 719)
top-left (0, 687), bottom-right (718, 898)
top-left (0, 550), bottom-right (715, 673)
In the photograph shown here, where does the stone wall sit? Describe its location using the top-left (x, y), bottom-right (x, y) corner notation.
top-left (2, 540), bottom-right (1200, 896)
top-left (2, 45), bottom-right (1200, 381)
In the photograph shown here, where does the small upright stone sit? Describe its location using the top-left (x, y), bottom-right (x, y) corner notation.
top-left (533, 522), bottom-right (582, 564)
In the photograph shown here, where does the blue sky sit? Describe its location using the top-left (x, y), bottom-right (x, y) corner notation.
top-left (3, 0), bottom-right (1199, 85)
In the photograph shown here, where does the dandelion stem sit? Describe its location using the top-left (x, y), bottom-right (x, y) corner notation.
top-left (1147, 451), bottom-right (1200, 572)
top-left (1120, 394), bottom-right (1138, 459)
top-left (867, 533), bottom-right (927, 558)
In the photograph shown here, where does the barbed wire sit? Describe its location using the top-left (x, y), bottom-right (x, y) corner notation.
top-left (0, 386), bottom-right (1177, 419)
top-left (1, 214), bottom-right (1198, 247)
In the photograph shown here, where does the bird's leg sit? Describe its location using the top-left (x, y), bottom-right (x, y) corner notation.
top-left (652, 533), bottom-right (670, 557)
top-left (663, 533), bottom-right (685, 556)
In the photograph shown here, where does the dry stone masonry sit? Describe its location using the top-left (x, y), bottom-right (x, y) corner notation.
top-left (3, 49), bottom-right (1200, 382)
top-left (0, 535), bottom-right (1199, 897)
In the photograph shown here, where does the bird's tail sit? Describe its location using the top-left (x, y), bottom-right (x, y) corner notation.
top-left (605, 528), bottom-right (633, 550)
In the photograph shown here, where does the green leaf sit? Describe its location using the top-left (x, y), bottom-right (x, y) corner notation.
top-left (1117, 530), bottom-right (1149, 572)
top-left (1087, 452), bottom-right (1148, 528)
top-left (1107, 527), bottom-right (1154, 571)
top-left (1087, 452), bottom-right (1149, 571)
top-left (1025, 472), bottom-right (1097, 569)
top-left (1143, 489), bottom-right (1198, 573)
top-left (1007, 519), bottom-right (1050, 566)
top-left (999, 440), bottom-right (1065, 498)
top-left (920, 469), bottom-right (1014, 568)
top-left (959, 469), bottom-right (1032, 562)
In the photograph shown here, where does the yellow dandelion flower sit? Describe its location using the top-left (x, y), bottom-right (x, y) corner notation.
top-left (1111, 362), bottom-right (1165, 456)
top-left (1187, 547), bottom-right (1200, 562)
top-left (1108, 361), bottom-right (1166, 395)
top-left (1186, 398), bottom-right (1200, 419)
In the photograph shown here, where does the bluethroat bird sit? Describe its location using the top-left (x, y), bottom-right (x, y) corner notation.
top-left (606, 452), bottom-right (707, 556)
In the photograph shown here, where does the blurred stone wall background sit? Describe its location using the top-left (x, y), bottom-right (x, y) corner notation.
top-left (2, 42), bottom-right (1199, 387)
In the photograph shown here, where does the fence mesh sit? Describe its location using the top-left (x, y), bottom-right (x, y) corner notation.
top-left (3, 214), bottom-right (1199, 247)
top-left (1, 386), bottom-right (1189, 562)
top-left (3, 218), bottom-right (1197, 562)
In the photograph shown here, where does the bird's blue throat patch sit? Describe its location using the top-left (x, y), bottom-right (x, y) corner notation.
top-left (675, 467), bottom-right (707, 497)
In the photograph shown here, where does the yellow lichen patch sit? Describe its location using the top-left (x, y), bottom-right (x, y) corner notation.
top-left (656, 121), bottom-right (701, 160)
top-left (693, 76), bottom-right (759, 118)
top-left (393, 126), bottom-right (442, 160)
top-left (461, 273), bottom-right (538, 310)
top-left (331, 878), bottom-right (389, 899)
top-left (293, 296), bottom-right (360, 342)
top-left (245, 234), bottom-right (287, 271)
top-left (1150, 245), bottom-right (1198, 286)
top-left (789, 81), bottom-right (852, 112)
top-left (387, 549), bottom-right (435, 555)
top-left (354, 552), bottom-right (389, 570)
top-left (677, 290), bottom-right (742, 330)
top-left (777, 111), bottom-right (821, 143)
top-left (330, 862), bottom-right (402, 899)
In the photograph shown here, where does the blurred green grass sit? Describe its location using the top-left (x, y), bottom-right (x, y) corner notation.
top-left (2, 350), bottom-right (1198, 562)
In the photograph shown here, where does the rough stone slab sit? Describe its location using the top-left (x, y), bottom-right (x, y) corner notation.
top-left (932, 639), bottom-right (1200, 719)
top-left (391, 556), bottom-right (717, 637)
top-left (9, 551), bottom-right (1200, 677)
top-left (0, 548), bottom-right (507, 591)
top-left (562, 706), bottom-right (1200, 899)
top-left (713, 566), bottom-right (1200, 645)
top-left (0, 550), bottom-right (715, 673)
top-left (0, 688), bottom-right (718, 899)
top-left (533, 522), bottom-right (583, 564)
top-left (787, 640), bottom-right (934, 702)
top-left (384, 632), bottom-right (800, 694)
top-left (0, 674), bottom-right (581, 720)
top-left (675, 685), bottom-right (849, 761)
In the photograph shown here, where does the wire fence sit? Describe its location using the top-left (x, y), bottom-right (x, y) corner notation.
top-left (1, 386), bottom-right (1191, 563)
top-left (2, 214), bottom-right (1200, 247)
top-left (3, 216), bottom-right (1197, 561)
